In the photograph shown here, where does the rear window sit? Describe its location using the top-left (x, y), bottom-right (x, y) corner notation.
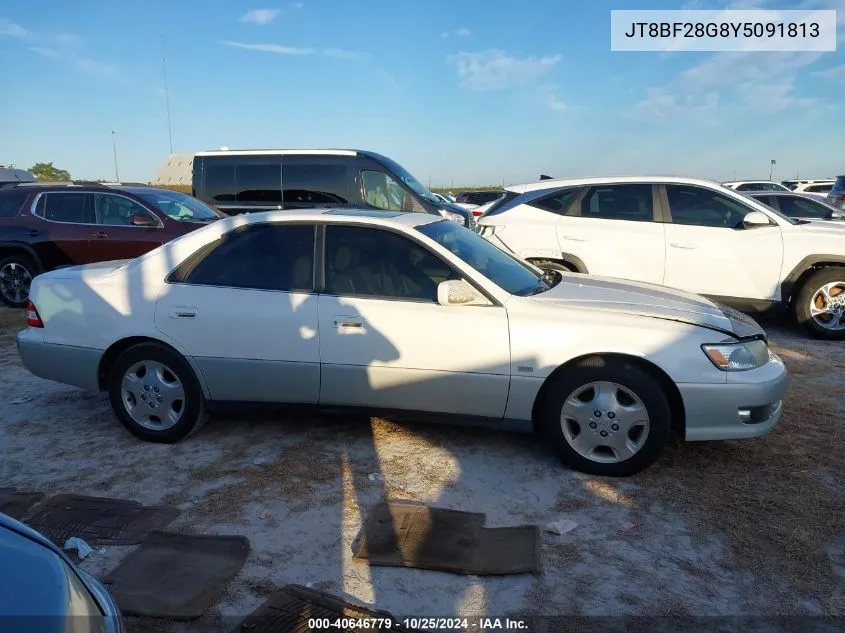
top-left (0, 191), bottom-right (28, 218)
top-left (484, 187), bottom-right (581, 218)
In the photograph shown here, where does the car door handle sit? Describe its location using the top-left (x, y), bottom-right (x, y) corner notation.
top-left (92, 231), bottom-right (108, 239)
top-left (669, 242), bottom-right (698, 250)
top-left (169, 308), bottom-right (197, 319)
top-left (561, 235), bottom-right (588, 242)
top-left (334, 316), bottom-right (364, 329)
top-left (25, 230), bottom-right (41, 237)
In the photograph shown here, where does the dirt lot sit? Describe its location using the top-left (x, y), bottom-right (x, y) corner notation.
top-left (0, 307), bottom-right (842, 631)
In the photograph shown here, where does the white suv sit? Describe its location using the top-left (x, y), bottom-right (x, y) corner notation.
top-left (478, 176), bottom-right (845, 339)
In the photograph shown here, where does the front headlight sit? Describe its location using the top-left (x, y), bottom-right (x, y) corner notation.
top-left (702, 339), bottom-right (770, 371)
top-left (440, 210), bottom-right (466, 225)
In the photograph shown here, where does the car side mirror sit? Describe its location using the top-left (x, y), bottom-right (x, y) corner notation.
top-left (131, 213), bottom-right (157, 227)
top-left (831, 211), bottom-right (845, 220)
top-left (743, 211), bottom-right (771, 228)
top-left (437, 280), bottom-right (489, 306)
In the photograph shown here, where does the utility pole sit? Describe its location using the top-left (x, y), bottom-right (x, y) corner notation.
top-left (161, 35), bottom-right (174, 155)
top-left (111, 131), bottom-right (120, 182)
top-left (769, 159), bottom-right (776, 181)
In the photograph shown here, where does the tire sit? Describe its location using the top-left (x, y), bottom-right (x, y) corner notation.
top-left (794, 267), bottom-right (845, 340)
top-left (539, 356), bottom-right (672, 477)
top-left (108, 342), bottom-right (208, 443)
top-left (0, 253), bottom-right (37, 308)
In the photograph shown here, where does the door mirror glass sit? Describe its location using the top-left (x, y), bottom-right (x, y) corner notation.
top-left (437, 279), bottom-right (488, 306)
top-left (742, 211), bottom-right (771, 228)
top-left (131, 212), bottom-right (157, 227)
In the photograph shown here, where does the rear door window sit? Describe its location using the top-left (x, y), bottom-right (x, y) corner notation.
top-left (34, 192), bottom-right (93, 224)
top-left (579, 184), bottom-right (654, 222)
top-left (282, 157), bottom-right (351, 205)
top-left (777, 196), bottom-right (832, 219)
top-left (200, 156), bottom-right (282, 204)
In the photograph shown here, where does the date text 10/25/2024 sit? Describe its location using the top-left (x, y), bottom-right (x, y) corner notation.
top-left (307, 617), bottom-right (529, 630)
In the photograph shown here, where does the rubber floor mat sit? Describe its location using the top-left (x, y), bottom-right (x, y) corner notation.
top-left (23, 494), bottom-right (179, 546)
top-left (0, 487), bottom-right (44, 520)
top-left (353, 501), bottom-right (540, 575)
top-left (104, 531), bottom-right (250, 620)
top-left (227, 584), bottom-right (419, 633)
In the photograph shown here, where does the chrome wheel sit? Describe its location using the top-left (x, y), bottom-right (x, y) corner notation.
top-left (559, 381), bottom-right (650, 464)
top-left (0, 261), bottom-right (32, 305)
top-left (809, 281), bottom-right (845, 331)
top-left (120, 360), bottom-right (185, 430)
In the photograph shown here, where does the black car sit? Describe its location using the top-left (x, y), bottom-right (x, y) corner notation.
top-left (749, 191), bottom-right (845, 221)
top-left (191, 149), bottom-right (475, 230)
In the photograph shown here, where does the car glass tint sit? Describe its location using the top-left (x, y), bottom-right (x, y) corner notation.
top-left (580, 184), bottom-right (653, 221)
top-left (362, 171), bottom-right (408, 212)
top-left (325, 225), bottom-right (458, 301)
top-left (94, 194), bottom-right (157, 226)
top-left (38, 193), bottom-right (91, 223)
top-left (806, 184), bottom-right (832, 193)
top-left (779, 196), bottom-right (831, 219)
top-left (530, 189), bottom-right (579, 215)
top-left (0, 191), bottom-right (28, 217)
top-left (183, 224), bottom-right (315, 291)
top-left (667, 185), bottom-right (756, 228)
top-left (282, 161), bottom-right (349, 204)
top-left (201, 157), bottom-right (282, 203)
top-left (203, 161), bottom-right (236, 202)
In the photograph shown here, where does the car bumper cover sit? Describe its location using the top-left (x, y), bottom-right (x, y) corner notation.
top-left (16, 330), bottom-right (102, 392)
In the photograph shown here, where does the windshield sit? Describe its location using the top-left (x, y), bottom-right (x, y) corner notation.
top-left (374, 155), bottom-right (440, 204)
top-left (135, 190), bottom-right (221, 221)
top-left (417, 220), bottom-right (549, 296)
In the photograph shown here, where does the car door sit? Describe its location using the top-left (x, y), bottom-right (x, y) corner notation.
top-left (317, 223), bottom-right (510, 418)
top-left (554, 183), bottom-right (666, 284)
top-left (90, 193), bottom-right (168, 261)
top-left (154, 222), bottom-right (320, 403)
top-left (30, 191), bottom-right (94, 266)
top-left (661, 184), bottom-right (783, 301)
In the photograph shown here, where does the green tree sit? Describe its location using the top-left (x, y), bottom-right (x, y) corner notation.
top-left (29, 162), bottom-right (71, 181)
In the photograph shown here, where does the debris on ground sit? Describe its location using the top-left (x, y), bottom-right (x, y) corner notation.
top-left (9, 396), bottom-right (33, 405)
top-left (252, 457), bottom-right (267, 466)
top-left (544, 519), bottom-right (577, 536)
top-left (64, 537), bottom-right (93, 559)
top-left (622, 521), bottom-right (636, 531)
top-left (367, 473), bottom-right (383, 482)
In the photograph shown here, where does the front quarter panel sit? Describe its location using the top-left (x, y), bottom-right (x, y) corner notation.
top-left (504, 299), bottom-right (728, 421)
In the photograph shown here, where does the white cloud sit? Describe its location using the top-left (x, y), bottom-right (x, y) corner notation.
top-left (0, 18), bottom-right (29, 38)
top-left (813, 62), bottom-right (845, 82)
top-left (222, 40), bottom-right (366, 60)
top-left (29, 46), bottom-right (60, 58)
top-left (447, 50), bottom-right (561, 91)
top-left (222, 40), bottom-right (314, 55)
top-left (74, 57), bottom-right (120, 79)
top-left (630, 88), bottom-right (720, 122)
top-left (537, 85), bottom-right (568, 112)
top-left (239, 9), bottom-right (281, 26)
top-left (441, 27), bottom-right (471, 39)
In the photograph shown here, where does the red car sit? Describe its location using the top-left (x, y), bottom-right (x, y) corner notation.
top-left (0, 183), bottom-right (223, 307)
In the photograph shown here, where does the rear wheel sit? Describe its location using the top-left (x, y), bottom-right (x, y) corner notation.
top-left (794, 268), bottom-right (845, 340)
top-left (108, 343), bottom-right (208, 443)
top-left (539, 357), bottom-right (672, 476)
top-left (0, 254), bottom-right (36, 308)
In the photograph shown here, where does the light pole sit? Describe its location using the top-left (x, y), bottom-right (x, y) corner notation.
top-left (111, 131), bottom-right (120, 182)
top-left (769, 159), bottom-right (776, 181)
top-left (161, 35), bottom-right (173, 155)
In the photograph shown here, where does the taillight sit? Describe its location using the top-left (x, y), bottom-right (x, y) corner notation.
top-left (25, 299), bottom-right (44, 328)
top-left (472, 210), bottom-right (484, 217)
top-left (838, 194), bottom-right (845, 201)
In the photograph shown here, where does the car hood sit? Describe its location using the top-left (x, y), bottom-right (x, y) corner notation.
top-left (530, 274), bottom-right (765, 339)
top-left (798, 219), bottom-right (845, 231)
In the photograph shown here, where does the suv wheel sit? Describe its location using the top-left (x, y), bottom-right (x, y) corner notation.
top-left (0, 254), bottom-right (36, 308)
top-left (108, 342), bottom-right (208, 443)
top-left (539, 356), bottom-right (671, 477)
top-left (795, 268), bottom-right (845, 340)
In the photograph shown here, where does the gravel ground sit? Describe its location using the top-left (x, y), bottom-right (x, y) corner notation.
top-left (0, 307), bottom-right (842, 632)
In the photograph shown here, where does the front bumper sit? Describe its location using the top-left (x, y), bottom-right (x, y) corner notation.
top-left (16, 329), bottom-right (103, 392)
top-left (679, 352), bottom-right (790, 441)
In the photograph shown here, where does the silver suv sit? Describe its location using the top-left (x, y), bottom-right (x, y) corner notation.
top-left (826, 176), bottom-right (845, 210)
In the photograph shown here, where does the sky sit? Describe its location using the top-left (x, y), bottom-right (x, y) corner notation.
top-left (0, 0), bottom-right (843, 186)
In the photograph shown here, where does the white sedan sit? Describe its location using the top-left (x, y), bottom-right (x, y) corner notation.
top-left (17, 209), bottom-right (789, 476)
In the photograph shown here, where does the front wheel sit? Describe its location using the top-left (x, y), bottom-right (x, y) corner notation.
top-left (794, 268), bottom-right (845, 340)
top-left (539, 357), bottom-right (672, 477)
top-left (108, 343), bottom-right (208, 443)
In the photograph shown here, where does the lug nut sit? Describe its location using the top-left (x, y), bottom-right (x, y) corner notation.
top-left (154, 386), bottom-right (160, 393)
top-left (594, 410), bottom-right (602, 418)
top-left (611, 424), bottom-right (619, 431)
top-left (589, 422), bottom-right (597, 429)
top-left (607, 411), bottom-right (616, 419)
top-left (600, 430), bottom-right (608, 437)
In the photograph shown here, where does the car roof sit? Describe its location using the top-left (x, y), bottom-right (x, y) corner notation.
top-left (722, 180), bottom-right (783, 185)
top-left (214, 208), bottom-right (443, 230)
top-left (195, 148), bottom-right (359, 157)
top-left (506, 175), bottom-right (725, 195)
